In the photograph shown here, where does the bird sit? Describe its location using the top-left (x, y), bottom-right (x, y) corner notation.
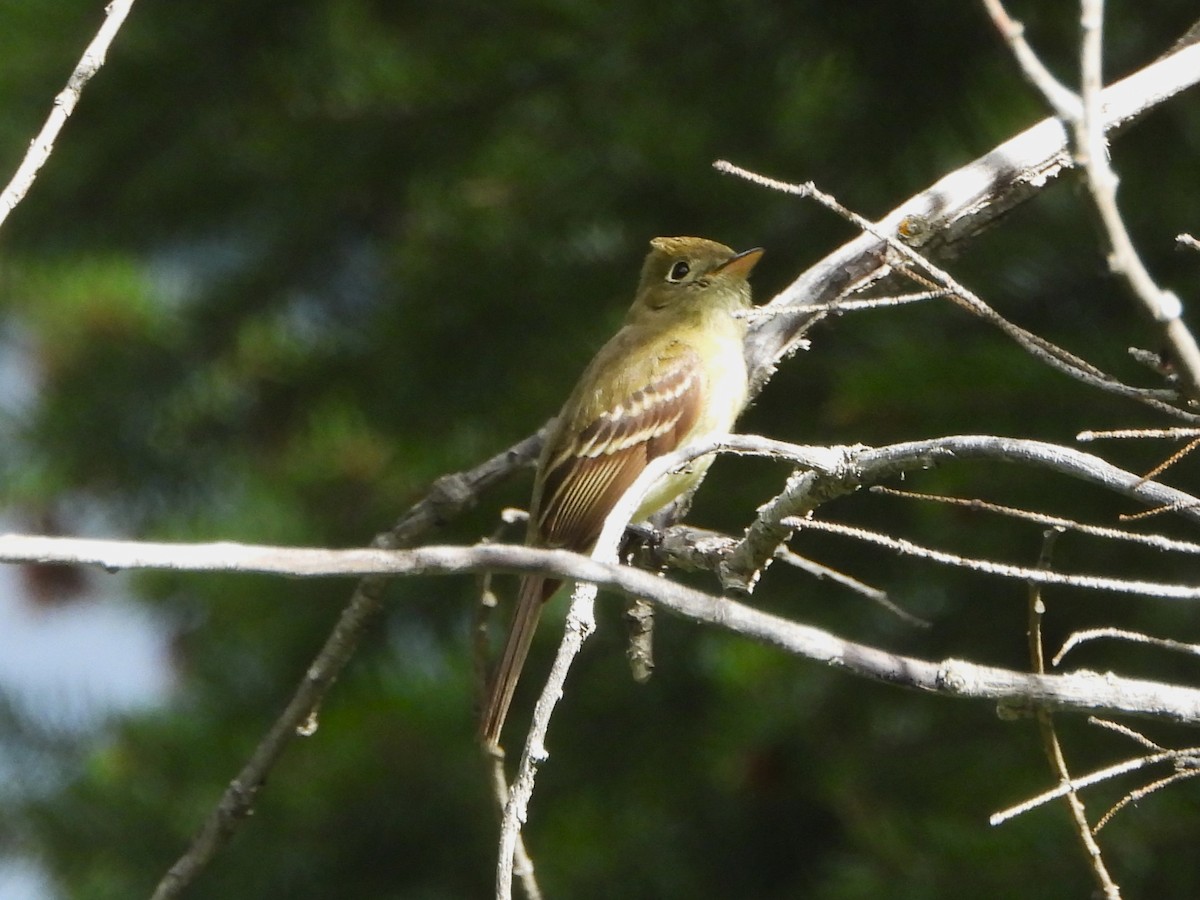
top-left (479, 236), bottom-right (763, 747)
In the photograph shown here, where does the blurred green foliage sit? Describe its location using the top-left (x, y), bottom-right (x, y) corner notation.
top-left (1, 1), bottom-right (1199, 898)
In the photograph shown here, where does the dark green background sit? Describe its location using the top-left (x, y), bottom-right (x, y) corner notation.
top-left (2, 1), bottom-right (1199, 897)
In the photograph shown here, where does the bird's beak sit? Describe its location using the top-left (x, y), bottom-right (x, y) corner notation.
top-left (713, 247), bottom-right (764, 279)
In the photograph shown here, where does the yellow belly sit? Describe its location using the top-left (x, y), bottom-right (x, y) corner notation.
top-left (631, 329), bottom-right (746, 522)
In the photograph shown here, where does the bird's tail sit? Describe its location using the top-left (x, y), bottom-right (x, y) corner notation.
top-left (479, 575), bottom-right (558, 747)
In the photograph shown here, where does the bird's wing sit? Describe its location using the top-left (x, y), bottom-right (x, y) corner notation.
top-left (534, 344), bottom-right (703, 550)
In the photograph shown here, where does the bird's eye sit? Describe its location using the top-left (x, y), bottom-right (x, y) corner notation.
top-left (667, 260), bottom-right (690, 282)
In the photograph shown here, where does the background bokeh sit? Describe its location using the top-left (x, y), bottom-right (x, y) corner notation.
top-left (1, 2), bottom-right (1199, 897)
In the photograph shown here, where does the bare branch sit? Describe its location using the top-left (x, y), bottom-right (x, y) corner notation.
top-left (151, 431), bottom-right (541, 900)
top-left (5, 434), bottom-right (1197, 604)
top-left (1094, 767), bottom-right (1200, 834)
top-left (1025, 528), bottom-right (1122, 899)
top-left (5, 458), bottom-right (1200, 898)
top-left (1090, 717), bottom-right (1165, 751)
top-left (991, 747), bottom-right (1187, 825)
top-left (774, 547), bottom-right (928, 627)
top-left (624, 598), bottom-right (656, 682)
top-left (26, 535), bottom-right (1185, 727)
top-left (2, 533), bottom-right (1200, 733)
top-left (794, 517), bottom-right (1200, 601)
top-left (1055, 627), bottom-right (1200, 665)
top-left (871, 485), bottom-right (1200, 555)
top-left (1078, 427), bottom-right (1200, 440)
top-left (495, 575), bottom-right (595, 900)
top-left (1134, 437), bottom-right (1200, 486)
top-left (9, 436), bottom-right (1200, 896)
top-left (718, 161), bottom-right (1193, 420)
top-left (726, 39), bottom-right (1200, 398)
top-left (735, 288), bottom-right (951, 320)
top-left (981, 0), bottom-right (1083, 120)
top-left (484, 754), bottom-right (543, 900)
top-left (722, 433), bottom-right (1200, 594)
top-left (1087, 717), bottom-right (1200, 835)
top-left (1075, 0), bottom-right (1200, 399)
top-left (0, 0), bottom-right (138, 233)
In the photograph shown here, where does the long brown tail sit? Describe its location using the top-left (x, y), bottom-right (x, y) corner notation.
top-left (479, 575), bottom-right (558, 747)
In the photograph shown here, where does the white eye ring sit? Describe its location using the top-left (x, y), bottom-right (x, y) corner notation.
top-left (667, 260), bottom-right (690, 282)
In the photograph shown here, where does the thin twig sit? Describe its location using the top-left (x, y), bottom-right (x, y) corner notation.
top-left (983, 0), bottom-right (1200, 399)
top-left (1027, 528), bottom-right (1057, 675)
top-left (991, 748), bottom-right (1184, 824)
top-left (719, 161), bottom-right (1193, 421)
top-left (475, 512), bottom-right (545, 898)
top-left (1055, 627), bottom-right (1200, 665)
top-left (787, 518), bottom-right (1200, 602)
top-left (774, 547), bottom-right (929, 627)
top-left (1090, 717), bottom-right (1164, 751)
top-left (1078, 427), bottom-right (1200, 440)
top-left (1076, 0), bottom-right (1200, 399)
top-left (1094, 768), bottom-right (1200, 834)
top-left (981, 0), bottom-right (1083, 119)
top-left (1024, 526), bottom-right (1121, 899)
top-left (0, 0), bottom-right (138, 232)
top-left (1118, 503), bottom-right (1200, 523)
top-left (99, 538), bottom-right (1200, 728)
top-left (790, 517), bottom-right (1200, 601)
top-left (732, 38), bottom-right (1200, 401)
top-left (871, 484), bottom-right (1200, 555)
top-left (485, 751), bottom-right (543, 900)
top-left (1086, 718), bottom-right (1200, 835)
top-left (735, 289), bottom-right (951, 320)
top-left (1135, 436), bottom-right (1200, 486)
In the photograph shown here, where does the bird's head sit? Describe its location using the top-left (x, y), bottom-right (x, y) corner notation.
top-left (632, 236), bottom-right (763, 320)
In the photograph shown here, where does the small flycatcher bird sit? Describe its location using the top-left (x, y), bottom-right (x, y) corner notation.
top-left (479, 236), bottom-right (763, 746)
